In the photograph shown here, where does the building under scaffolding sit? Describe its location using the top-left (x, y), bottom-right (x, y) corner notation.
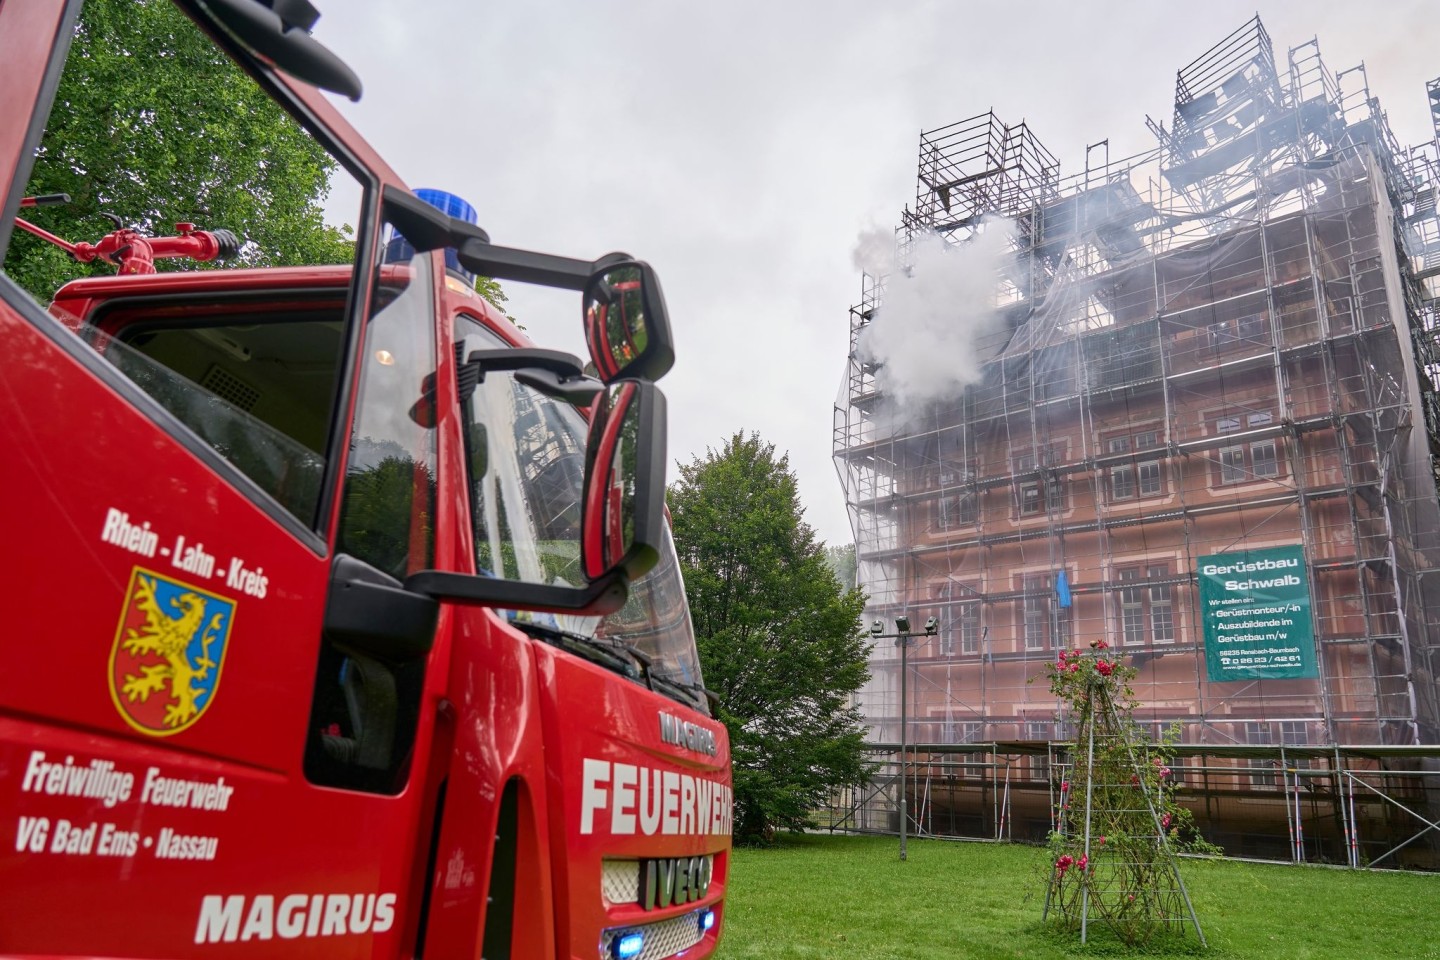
top-left (832, 18), bottom-right (1440, 866)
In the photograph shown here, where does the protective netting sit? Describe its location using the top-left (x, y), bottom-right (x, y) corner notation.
top-left (831, 18), bottom-right (1440, 864)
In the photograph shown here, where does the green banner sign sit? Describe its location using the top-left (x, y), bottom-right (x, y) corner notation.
top-left (1197, 545), bottom-right (1318, 681)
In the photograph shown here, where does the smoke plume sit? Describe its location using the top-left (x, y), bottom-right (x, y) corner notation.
top-left (853, 219), bottom-right (1017, 416)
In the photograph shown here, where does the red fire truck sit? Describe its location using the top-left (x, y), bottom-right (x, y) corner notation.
top-left (0, 1), bottom-right (730, 957)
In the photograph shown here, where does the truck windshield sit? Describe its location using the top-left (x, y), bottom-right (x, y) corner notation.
top-left (456, 316), bottom-right (706, 711)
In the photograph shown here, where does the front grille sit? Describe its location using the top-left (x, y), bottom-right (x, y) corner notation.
top-left (600, 856), bottom-right (715, 908)
top-left (601, 859), bottom-right (641, 905)
top-left (599, 909), bottom-right (708, 960)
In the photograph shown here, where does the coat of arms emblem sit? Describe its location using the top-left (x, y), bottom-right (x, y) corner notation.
top-left (109, 567), bottom-right (235, 735)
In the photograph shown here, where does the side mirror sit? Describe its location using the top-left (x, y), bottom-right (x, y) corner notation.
top-left (582, 380), bottom-right (666, 581)
top-left (450, 238), bottom-right (674, 384)
top-left (583, 261), bottom-right (674, 383)
top-left (403, 379), bottom-right (668, 615)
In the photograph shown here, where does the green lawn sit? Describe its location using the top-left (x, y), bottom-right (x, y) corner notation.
top-left (718, 833), bottom-right (1440, 959)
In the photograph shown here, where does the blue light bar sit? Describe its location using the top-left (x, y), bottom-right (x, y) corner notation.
top-left (382, 188), bottom-right (479, 285)
top-left (615, 932), bottom-right (644, 960)
top-left (701, 909), bottom-right (715, 932)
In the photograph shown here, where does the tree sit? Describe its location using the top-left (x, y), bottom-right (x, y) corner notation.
top-left (824, 543), bottom-right (857, 590)
top-left (9, 0), bottom-right (353, 302)
top-left (668, 432), bottom-right (870, 842)
top-left (473, 275), bottom-right (522, 329)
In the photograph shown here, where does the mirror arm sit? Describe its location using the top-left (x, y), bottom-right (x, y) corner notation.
top-left (457, 237), bottom-right (619, 291)
top-left (515, 367), bottom-right (604, 406)
top-left (405, 570), bottom-right (629, 616)
top-left (465, 347), bottom-right (584, 379)
top-left (195, 0), bottom-right (363, 100)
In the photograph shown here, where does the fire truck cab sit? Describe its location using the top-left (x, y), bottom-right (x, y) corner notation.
top-left (0, 2), bottom-right (730, 958)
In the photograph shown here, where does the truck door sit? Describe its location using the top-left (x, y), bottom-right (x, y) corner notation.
top-left (0, 2), bottom-right (446, 956)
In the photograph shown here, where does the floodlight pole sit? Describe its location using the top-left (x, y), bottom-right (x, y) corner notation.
top-left (898, 627), bottom-right (910, 861)
top-left (871, 616), bottom-right (933, 862)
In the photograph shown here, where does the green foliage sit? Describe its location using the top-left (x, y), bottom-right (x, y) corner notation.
top-left (9, 0), bottom-right (353, 302)
top-left (723, 833), bottom-right (1440, 959)
top-left (473, 275), bottom-right (523, 329)
top-left (1040, 644), bottom-right (1214, 947)
top-left (823, 543), bottom-right (857, 590)
top-left (668, 433), bottom-right (871, 843)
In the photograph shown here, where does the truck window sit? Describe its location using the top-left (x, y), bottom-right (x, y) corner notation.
top-left (304, 235), bottom-right (437, 795)
top-left (337, 250), bottom-right (438, 578)
top-left (455, 314), bottom-right (709, 710)
top-left (456, 315), bottom-right (587, 590)
top-left (0, 0), bottom-right (364, 530)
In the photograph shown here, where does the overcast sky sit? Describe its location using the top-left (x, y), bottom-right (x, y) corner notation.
top-left (317, 1), bottom-right (1437, 548)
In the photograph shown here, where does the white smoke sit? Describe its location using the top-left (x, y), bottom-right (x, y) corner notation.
top-left (853, 218), bottom-right (1017, 415)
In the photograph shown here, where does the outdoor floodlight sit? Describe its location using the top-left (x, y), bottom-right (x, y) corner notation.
top-left (924, 616), bottom-right (938, 635)
top-left (894, 615), bottom-right (911, 634)
top-left (870, 620), bottom-right (884, 636)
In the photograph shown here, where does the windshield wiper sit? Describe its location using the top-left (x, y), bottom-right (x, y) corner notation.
top-left (515, 620), bottom-right (714, 715)
top-left (511, 620), bottom-right (650, 681)
top-left (646, 669), bottom-right (713, 714)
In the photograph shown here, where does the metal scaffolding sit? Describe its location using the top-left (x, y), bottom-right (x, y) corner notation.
top-left (832, 17), bottom-right (1440, 866)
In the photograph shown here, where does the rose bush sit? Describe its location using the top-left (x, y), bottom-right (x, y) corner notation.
top-left (1040, 642), bottom-right (1212, 946)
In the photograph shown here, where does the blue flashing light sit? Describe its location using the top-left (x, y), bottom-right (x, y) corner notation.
top-left (382, 188), bottom-right (479, 285)
top-left (701, 909), bottom-right (716, 932)
top-left (614, 932), bottom-right (644, 960)
top-left (415, 188), bottom-right (478, 225)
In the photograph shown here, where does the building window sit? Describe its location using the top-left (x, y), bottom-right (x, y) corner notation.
top-left (935, 491), bottom-right (977, 530)
top-left (1136, 432), bottom-right (1164, 494)
top-left (935, 465), bottom-right (978, 530)
top-left (1025, 721), bottom-right (1054, 781)
top-left (1115, 564), bottom-right (1174, 645)
top-left (1279, 721), bottom-right (1308, 746)
top-left (946, 720), bottom-right (982, 744)
top-left (1150, 569), bottom-right (1175, 644)
top-left (1279, 720), bottom-right (1314, 772)
top-left (1138, 459), bottom-right (1163, 495)
top-left (1020, 574), bottom-right (1070, 652)
top-left (934, 583), bottom-right (983, 656)
top-left (1014, 453), bottom-right (1039, 515)
top-left (1106, 430), bottom-right (1163, 501)
top-left (1119, 568), bottom-right (1145, 645)
top-left (959, 603), bottom-right (981, 654)
top-left (1219, 444), bottom-right (1247, 483)
top-left (1251, 439), bottom-right (1279, 478)
top-left (1214, 412), bottom-right (1282, 484)
top-left (1023, 574), bottom-right (1050, 650)
top-left (1041, 444), bottom-right (1066, 512)
top-left (1014, 446), bottom-right (1065, 516)
top-left (954, 721), bottom-right (984, 777)
top-left (1245, 722), bottom-right (1277, 788)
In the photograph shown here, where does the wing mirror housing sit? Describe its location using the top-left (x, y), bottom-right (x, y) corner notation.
top-left (583, 261), bottom-right (674, 383)
top-left (581, 380), bottom-right (666, 581)
top-left (454, 237), bottom-right (674, 384)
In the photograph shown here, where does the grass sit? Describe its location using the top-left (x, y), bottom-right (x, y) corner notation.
top-left (718, 833), bottom-right (1440, 959)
